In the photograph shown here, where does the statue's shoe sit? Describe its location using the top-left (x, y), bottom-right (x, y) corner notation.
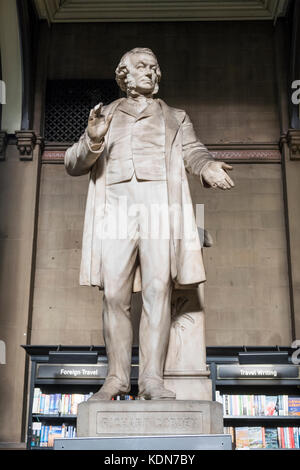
top-left (138, 382), bottom-right (176, 400)
top-left (88, 380), bottom-right (130, 401)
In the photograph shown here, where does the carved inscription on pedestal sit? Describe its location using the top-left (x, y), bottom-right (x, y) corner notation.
top-left (96, 411), bottom-right (203, 435)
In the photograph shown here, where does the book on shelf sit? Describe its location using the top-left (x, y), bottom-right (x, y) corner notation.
top-left (288, 397), bottom-right (300, 416)
top-left (234, 427), bottom-right (250, 449)
top-left (31, 423), bottom-right (76, 448)
top-left (31, 422), bottom-right (42, 447)
top-left (225, 426), bottom-right (300, 449)
top-left (216, 392), bottom-right (298, 417)
top-left (32, 389), bottom-right (136, 415)
top-left (265, 396), bottom-right (277, 416)
top-left (32, 389), bottom-right (93, 416)
top-left (248, 427), bottom-right (264, 448)
top-left (264, 428), bottom-right (279, 449)
top-left (112, 395), bottom-right (135, 400)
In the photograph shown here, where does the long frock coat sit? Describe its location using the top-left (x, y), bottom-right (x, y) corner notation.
top-left (64, 98), bottom-right (215, 292)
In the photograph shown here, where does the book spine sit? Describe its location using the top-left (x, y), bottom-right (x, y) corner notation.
top-left (55, 394), bottom-right (61, 415)
top-left (71, 394), bottom-right (77, 415)
top-left (60, 394), bottom-right (64, 415)
top-left (261, 396), bottom-right (265, 416)
top-left (40, 425), bottom-right (45, 447)
top-left (36, 425), bottom-right (41, 447)
top-left (277, 427), bottom-right (281, 448)
top-left (63, 394), bottom-right (67, 415)
top-left (49, 394), bottom-right (54, 415)
top-left (284, 395), bottom-right (289, 415)
top-left (290, 427), bottom-right (295, 449)
top-left (295, 428), bottom-right (300, 449)
top-left (224, 394), bottom-right (229, 416)
top-left (238, 395), bottom-right (242, 416)
top-left (32, 388), bottom-right (41, 414)
top-left (262, 427), bottom-right (266, 448)
top-left (45, 425), bottom-right (50, 447)
top-left (31, 429), bottom-right (36, 447)
top-left (259, 395), bottom-right (263, 415)
top-left (284, 427), bottom-right (288, 448)
top-left (281, 427), bottom-right (286, 449)
top-left (39, 394), bottom-right (45, 414)
top-left (278, 395), bottom-right (282, 416)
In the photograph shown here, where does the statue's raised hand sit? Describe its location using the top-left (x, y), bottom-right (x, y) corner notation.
top-left (87, 103), bottom-right (113, 143)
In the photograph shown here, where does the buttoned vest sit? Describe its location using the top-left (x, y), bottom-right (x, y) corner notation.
top-left (106, 99), bottom-right (166, 185)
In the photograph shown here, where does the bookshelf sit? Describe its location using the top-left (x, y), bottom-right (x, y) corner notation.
top-left (207, 346), bottom-right (300, 449)
top-left (22, 345), bottom-right (139, 449)
top-left (23, 345), bottom-right (300, 450)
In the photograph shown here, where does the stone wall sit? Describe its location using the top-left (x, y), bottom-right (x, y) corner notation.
top-left (31, 161), bottom-right (291, 347)
top-left (47, 21), bottom-right (280, 143)
top-left (0, 142), bottom-right (40, 442)
top-left (190, 164), bottom-right (291, 345)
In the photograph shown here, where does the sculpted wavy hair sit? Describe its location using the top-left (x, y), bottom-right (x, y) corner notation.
top-left (115, 48), bottom-right (161, 95)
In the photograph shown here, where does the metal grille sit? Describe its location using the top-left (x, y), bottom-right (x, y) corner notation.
top-left (44, 79), bottom-right (120, 142)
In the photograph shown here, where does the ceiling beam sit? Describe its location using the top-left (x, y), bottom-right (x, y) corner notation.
top-left (34, 0), bottom-right (291, 23)
top-left (34, 0), bottom-right (61, 24)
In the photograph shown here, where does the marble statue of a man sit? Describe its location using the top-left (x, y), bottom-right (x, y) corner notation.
top-left (65, 48), bottom-right (234, 400)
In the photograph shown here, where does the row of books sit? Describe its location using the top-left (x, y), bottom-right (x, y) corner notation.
top-left (225, 426), bottom-right (300, 449)
top-left (31, 423), bottom-right (76, 448)
top-left (112, 395), bottom-right (135, 400)
top-left (32, 389), bottom-right (93, 415)
top-left (216, 392), bottom-right (300, 417)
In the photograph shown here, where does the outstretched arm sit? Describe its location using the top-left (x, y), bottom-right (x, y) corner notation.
top-left (182, 113), bottom-right (234, 190)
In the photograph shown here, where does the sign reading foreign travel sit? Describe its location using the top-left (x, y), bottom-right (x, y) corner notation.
top-left (37, 364), bottom-right (139, 380)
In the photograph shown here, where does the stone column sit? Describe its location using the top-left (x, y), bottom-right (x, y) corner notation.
top-left (275, 18), bottom-right (300, 340)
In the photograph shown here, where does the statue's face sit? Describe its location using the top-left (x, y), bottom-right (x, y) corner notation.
top-left (127, 52), bottom-right (158, 95)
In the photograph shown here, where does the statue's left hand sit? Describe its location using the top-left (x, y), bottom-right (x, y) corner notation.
top-left (201, 161), bottom-right (234, 190)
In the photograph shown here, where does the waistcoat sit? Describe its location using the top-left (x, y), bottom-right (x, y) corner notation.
top-left (106, 99), bottom-right (166, 185)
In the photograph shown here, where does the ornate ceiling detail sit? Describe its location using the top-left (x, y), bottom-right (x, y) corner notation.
top-left (34, 0), bottom-right (290, 23)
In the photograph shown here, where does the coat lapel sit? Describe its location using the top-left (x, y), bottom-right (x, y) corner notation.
top-left (157, 99), bottom-right (185, 170)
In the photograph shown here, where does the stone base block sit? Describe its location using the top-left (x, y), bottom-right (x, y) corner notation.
top-left (54, 434), bottom-right (232, 450)
top-left (77, 400), bottom-right (223, 437)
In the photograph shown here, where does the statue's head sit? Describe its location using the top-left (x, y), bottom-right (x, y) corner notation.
top-left (115, 48), bottom-right (161, 97)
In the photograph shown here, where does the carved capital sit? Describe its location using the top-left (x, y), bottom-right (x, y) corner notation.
top-left (0, 131), bottom-right (8, 161)
top-left (15, 130), bottom-right (37, 160)
top-left (286, 129), bottom-right (300, 160)
top-left (279, 133), bottom-right (287, 151)
top-left (36, 135), bottom-right (45, 154)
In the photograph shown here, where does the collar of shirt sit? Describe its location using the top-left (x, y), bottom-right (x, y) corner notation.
top-left (117, 98), bottom-right (160, 120)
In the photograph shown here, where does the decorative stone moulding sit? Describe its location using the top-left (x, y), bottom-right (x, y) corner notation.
top-left (36, 135), bottom-right (45, 154)
top-left (41, 144), bottom-right (281, 164)
top-left (286, 129), bottom-right (300, 160)
top-left (0, 131), bottom-right (8, 161)
top-left (15, 130), bottom-right (37, 161)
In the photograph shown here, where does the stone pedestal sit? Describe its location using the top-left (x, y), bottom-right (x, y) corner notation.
top-left (164, 285), bottom-right (212, 400)
top-left (164, 373), bottom-right (212, 401)
top-left (77, 400), bottom-right (223, 437)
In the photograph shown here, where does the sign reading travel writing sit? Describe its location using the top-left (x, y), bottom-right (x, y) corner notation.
top-left (217, 364), bottom-right (299, 380)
